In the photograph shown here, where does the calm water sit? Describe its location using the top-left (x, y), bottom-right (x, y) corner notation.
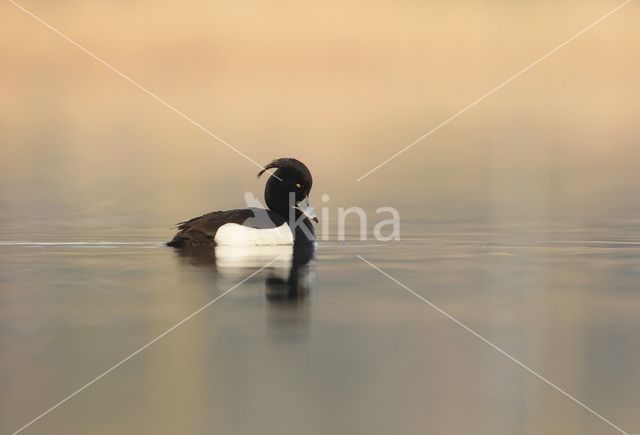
top-left (1, 225), bottom-right (639, 435)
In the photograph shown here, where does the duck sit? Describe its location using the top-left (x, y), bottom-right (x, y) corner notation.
top-left (167, 158), bottom-right (318, 248)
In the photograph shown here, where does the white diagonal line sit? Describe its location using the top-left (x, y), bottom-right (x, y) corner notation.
top-left (6, 0), bottom-right (281, 181)
top-left (9, 255), bottom-right (282, 435)
top-left (356, 0), bottom-right (633, 182)
top-left (357, 255), bottom-right (630, 435)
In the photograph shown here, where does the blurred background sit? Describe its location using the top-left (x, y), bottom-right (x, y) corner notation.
top-left (1, 0), bottom-right (639, 241)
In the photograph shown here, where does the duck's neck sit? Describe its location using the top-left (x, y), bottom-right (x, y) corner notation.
top-left (268, 204), bottom-right (315, 242)
top-left (265, 190), bottom-right (293, 219)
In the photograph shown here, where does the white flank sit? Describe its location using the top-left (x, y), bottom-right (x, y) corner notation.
top-left (214, 223), bottom-right (293, 246)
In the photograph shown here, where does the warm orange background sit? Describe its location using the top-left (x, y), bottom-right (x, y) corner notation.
top-left (1, 0), bottom-right (639, 238)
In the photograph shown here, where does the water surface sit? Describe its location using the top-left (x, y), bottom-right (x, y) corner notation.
top-left (1, 229), bottom-right (639, 435)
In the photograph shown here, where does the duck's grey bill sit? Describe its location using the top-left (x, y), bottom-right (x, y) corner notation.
top-left (296, 197), bottom-right (318, 223)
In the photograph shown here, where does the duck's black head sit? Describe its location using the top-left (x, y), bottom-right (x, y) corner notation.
top-left (258, 158), bottom-right (317, 224)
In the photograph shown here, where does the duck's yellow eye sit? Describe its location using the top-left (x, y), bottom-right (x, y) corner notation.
top-left (295, 183), bottom-right (302, 189)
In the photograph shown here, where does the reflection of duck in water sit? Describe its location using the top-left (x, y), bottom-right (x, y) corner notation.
top-left (264, 244), bottom-right (316, 303)
top-left (171, 244), bottom-right (317, 302)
